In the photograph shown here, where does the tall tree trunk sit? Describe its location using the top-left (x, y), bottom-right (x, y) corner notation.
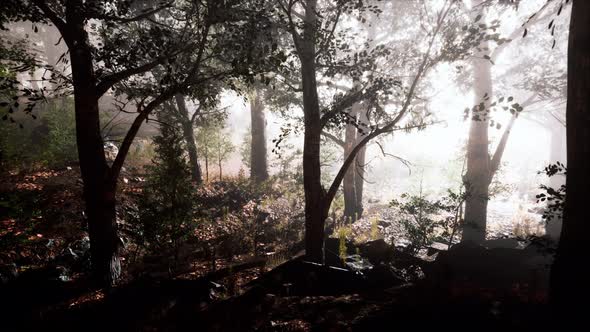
top-left (343, 110), bottom-right (358, 221)
top-left (249, 86), bottom-right (269, 183)
top-left (546, 125), bottom-right (566, 241)
top-left (354, 109), bottom-right (368, 218)
top-left (68, 20), bottom-right (120, 285)
top-left (175, 94), bottom-right (202, 184)
top-left (299, 0), bottom-right (326, 263)
top-left (218, 157), bottom-right (222, 181)
top-left (205, 154), bottom-right (209, 182)
top-left (462, 39), bottom-right (493, 244)
top-left (551, 0), bottom-right (590, 320)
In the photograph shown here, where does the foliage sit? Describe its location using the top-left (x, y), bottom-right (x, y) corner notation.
top-left (239, 126), bottom-right (251, 169)
top-left (41, 100), bottom-right (78, 167)
top-left (192, 176), bottom-right (304, 259)
top-left (0, 98), bottom-right (77, 170)
top-left (196, 118), bottom-right (234, 180)
top-left (125, 122), bottom-right (197, 262)
top-left (389, 189), bottom-right (465, 254)
top-left (536, 161), bottom-right (566, 222)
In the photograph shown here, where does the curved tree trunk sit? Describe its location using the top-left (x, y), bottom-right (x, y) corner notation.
top-left (249, 86), bottom-right (269, 183)
top-left (175, 94), bottom-right (202, 184)
top-left (550, 0), bottom-right (590, 320)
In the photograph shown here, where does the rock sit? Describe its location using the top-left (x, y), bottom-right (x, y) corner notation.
top-left (359, 239), bottom-right (394, 265)
top-left (0, 263), bottom-right (18, 284)
top-left (363, 263), bottom-right (404, 288)
top-left (429, 242), bottom-right (552, 298)
top-left (483, 237), bottom-right (521, 249)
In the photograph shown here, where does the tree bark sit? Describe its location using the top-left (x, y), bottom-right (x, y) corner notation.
top-left (546, 125), bottom-right (566, 240)
top-left (175, 94), bottom-right (202, 184)
top-left (550, 0), bottom-right (590, 320)
top-left (67, 16), bottom-right (120, 285)
top-left (298, 0), bottom-right (327, 263)
top-left (354, 109), bottom-right (368, 218)
top-left (343, 110), bottom-right (358, 221)
top-left (249, 86), bottom-right (269, 183)
top-left (462, 52), bottom-right (493, 244)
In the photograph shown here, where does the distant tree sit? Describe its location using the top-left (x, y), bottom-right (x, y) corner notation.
top-left (249, 85), bottom-right (269, 183)
top-left (197, 119), bottom-right (234, 182)
top-left (240, 125), bottom-right (252, 169)
top-left (212, 126), bottom-right (235, 181)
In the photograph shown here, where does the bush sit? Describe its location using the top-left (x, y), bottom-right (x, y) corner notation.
top-left (125, 124), bottom-right (197, 266)
top-left (389, 189), bottom-right (464, 254)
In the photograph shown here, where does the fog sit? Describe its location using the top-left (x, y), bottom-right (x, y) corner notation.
top-left (1, 0), bottom-right (580, 329)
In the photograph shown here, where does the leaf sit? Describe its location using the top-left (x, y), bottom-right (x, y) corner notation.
top-left (474, 14), bottom-right (482, 22)
top-left (523, 28), bottom-right (528, 38)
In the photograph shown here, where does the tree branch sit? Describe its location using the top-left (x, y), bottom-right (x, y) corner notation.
top-left (108, 89), bottom-right (177, 184)
top-left (489, 113), bottom-right (518, 177)
top-left (33, 0), bottom-right (68, 41)
top-left (322, 0), bottom-right (453, 210)
top-left (321, 131), bottom-right (345, 147)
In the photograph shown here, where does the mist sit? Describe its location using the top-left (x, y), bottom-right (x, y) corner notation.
top-left (1, 0), bottom-right (587, 330)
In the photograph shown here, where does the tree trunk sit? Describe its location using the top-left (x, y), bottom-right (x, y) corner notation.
top-left (546, 125), bottom-right (566, 241)
top-left (462, 41), bottom-right (493, 244)
top-left (249, 86), bottom-right (269, 183)
top-left (354, 109), bottom-right (368, 218)
top-left (299, 0), bottom-right (326, 263)
top-left (68, 20), bottom-right (120, 285)
top-left (205, 154), bottom-right (209, 182)
top-left (343, 110), bottom-right (358, 221)
top-left (218, 158), bottom-right (222, 181)
top-left (175, 94), bottom-right (202, 184)
top-left (550, 0), bottom-right (590, 320)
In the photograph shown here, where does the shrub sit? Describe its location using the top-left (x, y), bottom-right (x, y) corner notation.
top-left (125, 123), bottom-right (197, 266)
top-left (389, 189), bottom-right (464, 254)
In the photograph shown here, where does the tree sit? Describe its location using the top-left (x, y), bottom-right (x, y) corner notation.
top-left (0, 0), bottom-right (276, 285)
top-left (175, 94), bottom-right (203, 184)
top-left (132, 111), bottom-right (196, 267)
top-left (461, 1), bottom-right (547, 243)
top-left (197, 119), bottom-right (235, 181)
top-left (278, 0), bottom-right (462, 262)
top-left (249, 85), bottom-right (269, 183)
top-left (550, 0), bottom-right (590, 321)
top-left (213, 125), bottom-right (235, 181)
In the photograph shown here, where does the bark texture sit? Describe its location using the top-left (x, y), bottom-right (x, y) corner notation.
top-left (67, 11), bottom-right (120, 285)
top-left (299, 0), bottom-right (327, 263)
top-left (462, 53), bottom-right (493, 244)
top-left (175, 94), bottom-right (202, 184)
top-left (550, 0), bottom-right (590, 320)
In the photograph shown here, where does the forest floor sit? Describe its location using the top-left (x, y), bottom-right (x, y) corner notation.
top-left (0, 167), bottom-right (556, 331)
